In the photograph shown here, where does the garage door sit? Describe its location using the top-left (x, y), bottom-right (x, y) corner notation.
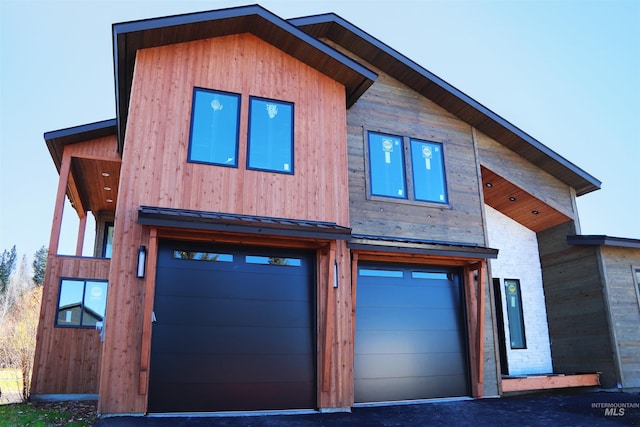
top-left (355, 263), bottom-right (469, 403)
top-left (148, 241), bottom-right (316, 412)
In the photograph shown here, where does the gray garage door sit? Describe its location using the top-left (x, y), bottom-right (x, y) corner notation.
top-left (148, 241), bottom-right (316, 412)
top-left (355, 263), bottom-right (469, 403)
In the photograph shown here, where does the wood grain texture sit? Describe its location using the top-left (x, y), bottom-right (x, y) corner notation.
top-left (502, 373), bottom-right (599, 392)
top-left (31, 256), bottom-right (110, 395)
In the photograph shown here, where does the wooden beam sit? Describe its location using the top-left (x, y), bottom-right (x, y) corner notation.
top-left (476, 260), bottom-right (486, 397)
top-left (502, 373), bottom-right (600, 392)
top-left (464, 265), bottom-right (479, 397)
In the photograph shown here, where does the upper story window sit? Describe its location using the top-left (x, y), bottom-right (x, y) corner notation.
top-left (188, 88), bottom-right (241, 167)
top-left (410, 139), bottom-right (448, 203)
top-left (247, 97), bottom-right (294, 174)
top-left (367, 132), bottom-right (406, 199)
top-left (366, 131), bottom-right (448, 204)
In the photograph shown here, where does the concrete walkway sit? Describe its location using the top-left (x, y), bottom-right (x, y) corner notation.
top-left (94, 391), bottom-right (640, 426)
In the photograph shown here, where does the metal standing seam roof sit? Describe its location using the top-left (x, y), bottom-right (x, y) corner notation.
top-left (137, 206), bottom-right (352, 240)
top-left (349, 234), bottom-right (499, 259)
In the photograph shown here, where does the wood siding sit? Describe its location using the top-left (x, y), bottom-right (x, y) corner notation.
top-left (346, 71), bottom-right (486, 245)
top-left (476, 131), bottom-right (576, 219)
top-left (537, 222), bottom-right (618, 387)
top-left (31, 256), bottom-right (110, 394)
top-left (99, 33), bottom-right (350, 413)
top-left (600, 246), bottom-right (640, 389)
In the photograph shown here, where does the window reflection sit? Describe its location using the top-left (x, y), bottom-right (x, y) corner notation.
top-left (56, 279), bottom-right (108, 328)
top-left (247, 97), bottom-right (294, 174)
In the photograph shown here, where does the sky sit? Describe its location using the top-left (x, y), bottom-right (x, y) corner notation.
top-left (1, 0), bottom-right (639, 261)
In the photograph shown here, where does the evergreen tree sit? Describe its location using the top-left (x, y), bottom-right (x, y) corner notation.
top-left (0, 245), bottom-right (17, 293)
top-left (32, 246), bottom-right (48, 286)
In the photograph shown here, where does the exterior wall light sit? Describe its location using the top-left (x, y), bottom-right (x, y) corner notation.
top-left (137, 245), bottom-right (147, 278)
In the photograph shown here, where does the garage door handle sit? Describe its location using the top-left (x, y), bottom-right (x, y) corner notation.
top-left (152, 311), bottom-right (157, 323)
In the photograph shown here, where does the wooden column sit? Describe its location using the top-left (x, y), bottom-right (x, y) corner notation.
top-left (75, 213), bottom-right (87, 256)
top-left (322, 241), bottom-right (337, 393)
top-left (464, 261), bottom-right (486, 398)
top-left (48, 152), bottom-right (73, 256)
top-left (139, 228), bottom-right (158, 400)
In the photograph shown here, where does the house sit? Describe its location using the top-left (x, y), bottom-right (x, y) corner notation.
top-left (32, 5), bottom-right (637, 415)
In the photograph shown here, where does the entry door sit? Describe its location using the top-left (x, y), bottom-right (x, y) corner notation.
top-left (148, 241), bottom-right (316, 412)
top-left (355, 264), bottom-right (469, 403)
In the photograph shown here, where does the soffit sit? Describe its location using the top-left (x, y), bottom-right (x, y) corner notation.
top-left (291, 14), bottom-right (601, 196)
top-left (481, 166), bottom-right (571, 233)
top-left (113, 5), bottom-right (377, 152)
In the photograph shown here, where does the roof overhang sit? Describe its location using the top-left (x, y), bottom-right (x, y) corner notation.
top-left (44, 119), bottom-right (116, 172)
top-left (348, 234), bottom-right (499, 260)
top-left (567, 235), bottom-right (640, 249)
top-left (113, 4), bottom-right (377, 153)
top-left (290, 13), bottom-right (601, 196)
top-left (138, 206), bottom-right (352, 241)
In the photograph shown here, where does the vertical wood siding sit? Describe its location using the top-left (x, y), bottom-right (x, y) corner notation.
top-left (99, 34), bottom-right (350, 413)
top-left (600, 246), bottom-right (640, 389)
top-left (346, 71), bottom-right (486, 245)
top-left (31, 256), bottom-right (110, 394)
top-left (537, 222), bottom-right (618, 387)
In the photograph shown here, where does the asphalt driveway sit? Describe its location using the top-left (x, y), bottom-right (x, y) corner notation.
top-left (94, 391), bottom-right (640, 426)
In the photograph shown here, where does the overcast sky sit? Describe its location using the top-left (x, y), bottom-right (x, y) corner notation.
top-left (1, 0), bottom-right (639, 260)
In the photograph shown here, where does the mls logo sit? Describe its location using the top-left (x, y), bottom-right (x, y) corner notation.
top-left (604, 407), bottom-right (625, 416)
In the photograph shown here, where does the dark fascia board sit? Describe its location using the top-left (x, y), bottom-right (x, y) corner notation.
top-left (112, 4), bottom-right (377, 153)
top-left (349, 234), bottom-right (499, 259)
top-left (290, 13), bottom-right (601, 196)
top-left (567, 235), bottom-right (640, 249)
top-left (44, 119), bottom-right (117, 171)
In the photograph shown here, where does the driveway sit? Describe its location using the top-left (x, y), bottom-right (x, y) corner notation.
top-left (94, 391), bottom-right (640, 426)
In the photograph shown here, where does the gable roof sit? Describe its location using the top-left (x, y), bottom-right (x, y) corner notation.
top-left (289, 13), bottom-right (601, 196)
top-left (112, 4), bottom-right (377, 153)
top-left (45, 119), bottom-right (116, 171)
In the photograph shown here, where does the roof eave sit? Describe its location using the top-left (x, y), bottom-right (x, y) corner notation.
top-left (290, 13), bottom-right (601, 196)
top-left (113, 4), bottom-right (377, 152)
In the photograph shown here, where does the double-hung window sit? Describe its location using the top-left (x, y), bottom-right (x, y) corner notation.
top-left (188, 88), bottom-right (241, 167)
top-left (367, 131), bottom-right (448, 204)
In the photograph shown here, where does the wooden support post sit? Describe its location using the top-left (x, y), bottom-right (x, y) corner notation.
top-left (139, 228), bottom-right (158, 398)
top-left (48, 152), bottom-right (72, 256)
top-left (75, 213), bottom-right (87, 256)
top-left (322, 241), bottom-right (337, 393)
top-left (464, 265), bottom-right (479, 397)
top-left (475, 260), bottom-right (486, 398)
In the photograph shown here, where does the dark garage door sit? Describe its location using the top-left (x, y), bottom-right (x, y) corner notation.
top-left (148, 241), bottom-right (315, 412)
top-left (355, 263), bottom-right (469, 403)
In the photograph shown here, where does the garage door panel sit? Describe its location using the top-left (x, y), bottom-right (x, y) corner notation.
top-left (355, 352), bottom-right (468, 379)
top-left (355, 329), bottom-right (465, 355)
top-left (355, 263), bottom-right (469, 403)
top-left (355, 374), bottom-right (470, 403)
top-left (356, 306), bottom-right (461, 331)
top-left (150, 352), bottom-right (314, 383)
top-left (149, 381), bottom-right (315, 412)
top-left (357, 284), bottom-right (461, 309)
top-left (151, 324), bottom-right (312, 354)
top-left (149, 242), bottom-right (315, 412)
top-left (152, 295), bottom-right (312, 328)
top-left (154, 268), bottom-right (310, 301)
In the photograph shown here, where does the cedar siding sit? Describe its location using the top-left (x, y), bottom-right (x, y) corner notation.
top-left (99, 33), bottom-right (351, 413)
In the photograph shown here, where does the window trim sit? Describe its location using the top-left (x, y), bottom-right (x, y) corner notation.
top-left (102, 222), bottom-right (114, 258)
top-left (55, 277), bottom-right (108, 329)
top-left (504, 278), bottom-right (527, 349)
top-left (364, 128), bottom-right (451, 207)
top-left (632, 265), bottom-right (640, 311)
top-left (246, 96), bottom-right (295, 175)
top-left (187, 87), bottom-right (241, 168)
